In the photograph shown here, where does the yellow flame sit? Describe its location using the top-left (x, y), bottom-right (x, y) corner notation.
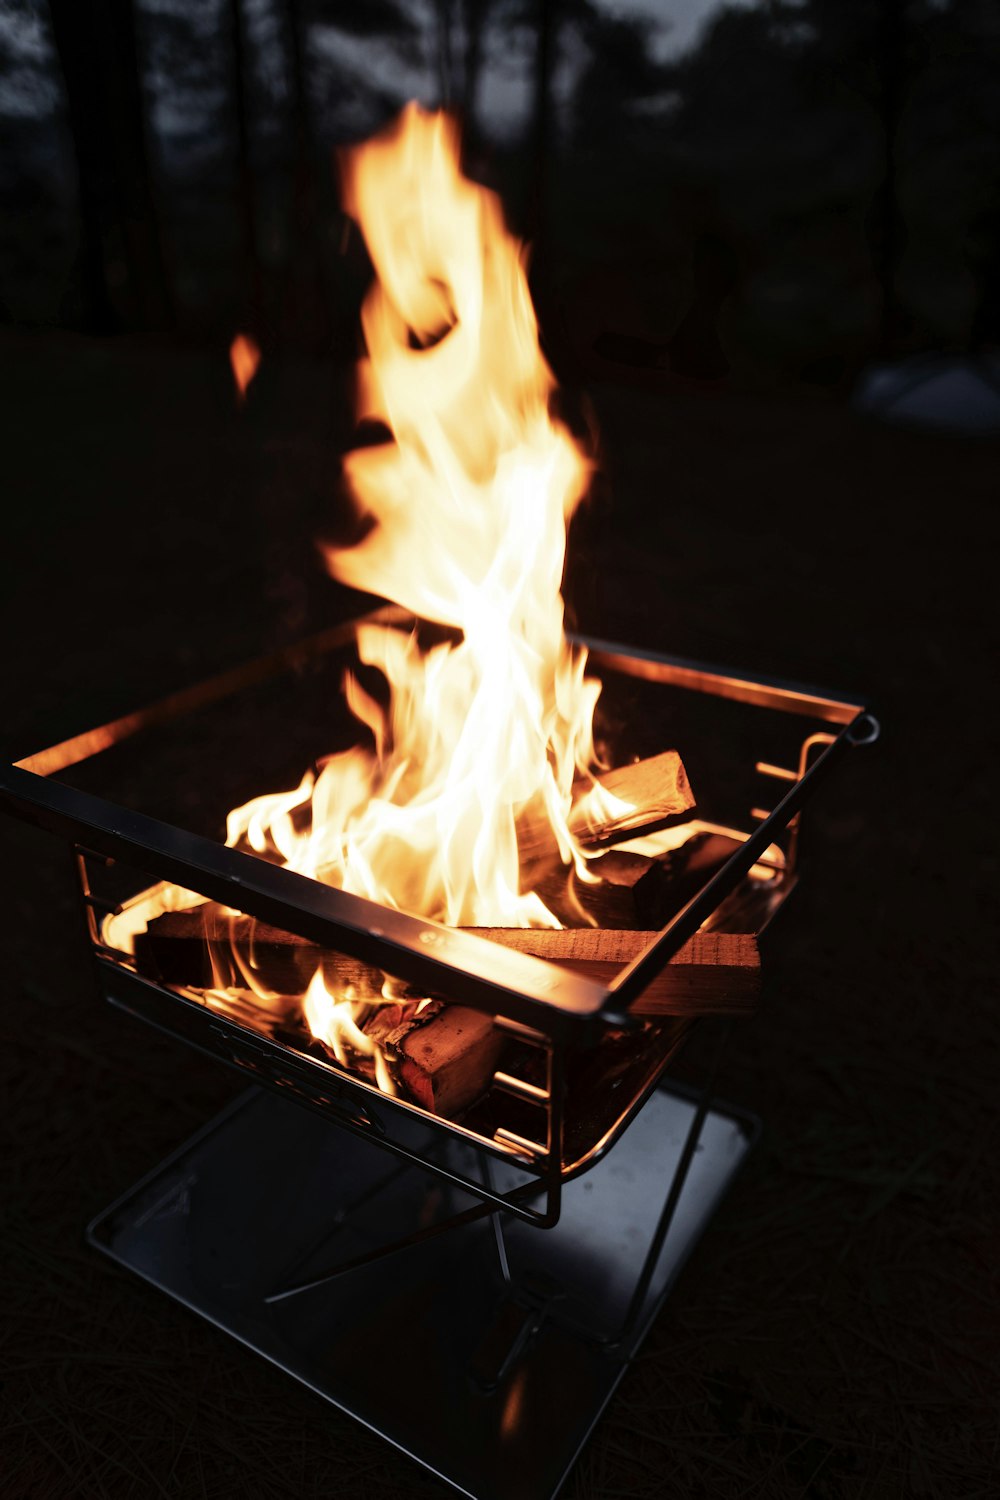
top-left (144, 105), bottom-right (610, 1096)
top-left (226, 104), bottom-right (600, 937)
top-left (302, 969), bottom-right (398, 1095)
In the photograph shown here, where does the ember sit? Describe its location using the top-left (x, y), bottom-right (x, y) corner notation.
top-left (229, 331), bottom-right (260, 400)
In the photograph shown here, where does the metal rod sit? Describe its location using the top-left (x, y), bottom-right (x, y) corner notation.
top-left (481, 1155), bottom-right (513, 1287)
top-left (83, 893), bottom-right (123, 916)
top-left (264, 1180), bottom-right (541, 1305)
top-left (265, 1158), bottom-right (412, 1301)
top-left (493, 1016), bottom-right (547, 1044)
top-left (15, 607), bottom-right (408, 776)
top-left (577, 635), bottom-right (869, 724)
top-left (493, 1127), bottom-right (547, 1159)
top-left (604, 713), bottom-right (876, 1018)
top-left (755, 761), bottom-right (798, 782)
top-left (597, 1022), bottom-right (733, 1354)
top-left (492, 1070), bottom-right (550, 1104)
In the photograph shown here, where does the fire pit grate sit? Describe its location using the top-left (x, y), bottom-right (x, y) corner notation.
top-left (1, 614), bottom-right (877, 1500)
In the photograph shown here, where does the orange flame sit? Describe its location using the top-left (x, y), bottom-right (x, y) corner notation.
top-left (229, 333), bottom-right (260, 400)
top-left (302, 969), bottom-right (398, 1095)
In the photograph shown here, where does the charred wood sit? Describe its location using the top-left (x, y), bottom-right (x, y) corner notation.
top-left (534, 831), bottom-right (742, 929)
top-left (135, 908), bottom-right (759, 1019)
top-left (515, 750), bottom-right (695, 867)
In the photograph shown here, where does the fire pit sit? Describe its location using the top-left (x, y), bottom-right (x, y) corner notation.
top-left (0, 622), bottom-right (876, 1499)
top-left (0, 105), bottom-right (878, 1499)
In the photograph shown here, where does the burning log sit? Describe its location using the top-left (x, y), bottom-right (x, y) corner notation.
top-left (134, 909), bottom-right (758, 1019)
top-left (133, 909), bottom-right (396, 998)
top-left (363, 1000), bottom-right (504, 1116)
top-left (517, 750), bottom-right (696, 865)
top-left (131, 907), bottom-right (504, 1115)
top-left (535, 831), bottom-right (743, 929)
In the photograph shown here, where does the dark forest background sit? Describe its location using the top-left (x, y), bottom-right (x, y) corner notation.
top-left (3, 0), bottom-right (1000, 389)
top-left (2, 8), bottom-right (999, 1499)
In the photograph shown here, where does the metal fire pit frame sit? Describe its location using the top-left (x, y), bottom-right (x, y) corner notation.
top-left (0, 605), bottom-right (878, 1237)
top-left (1, 614), bottom-right (878, 1500)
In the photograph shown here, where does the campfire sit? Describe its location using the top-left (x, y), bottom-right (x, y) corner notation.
top-left (101, 105), bottom-right (770, 1121)
top-left (1, 99), bottom-right (878, 1500)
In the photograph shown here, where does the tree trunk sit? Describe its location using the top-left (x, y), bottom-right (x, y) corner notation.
top-left (48, 0), bottom-right (172, 332)
top-left (228, 0), bottom-right (262, 330)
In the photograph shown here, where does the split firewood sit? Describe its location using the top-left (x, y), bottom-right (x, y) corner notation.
top-left (133, 907), bottom-right (353, 997)
top-left (533, 830), bottom-right (740, 930)
top-left (465, 928), bottom-right (759, 1017)
top-left (516, 750), bottom-right (695, 866)
top-left (196, 986), bottom-right (502, 1117)
top-left (363, 999), bottom-right (504, 1116)
top-left (132, 912), bottom-right (506, 1116)
top-left (134, 906), bottom-right (759, 1019)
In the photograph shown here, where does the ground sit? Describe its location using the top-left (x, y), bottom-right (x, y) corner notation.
top-left (1, 328), bottom-right (997, 1498)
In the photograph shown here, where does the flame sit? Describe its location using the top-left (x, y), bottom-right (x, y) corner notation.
top-left (150, 106), bottom-right (607, 1096)
top-left (302, 968), bottom-right (398, 1095)
top-left (229, 333), bottom-right (260, 400)
top-left (227, 105), bottom-right (600, 936)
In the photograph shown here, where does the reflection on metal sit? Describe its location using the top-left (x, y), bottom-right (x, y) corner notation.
top-left (575, 634), bottom-right (868, 724)
top-left (15, 606), bottom-right (409, 775)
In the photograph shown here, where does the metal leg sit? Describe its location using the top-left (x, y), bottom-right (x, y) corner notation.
top-left (482, 1155), bottom-right (513, 1287)
top-left (469, 1022), bottom-right (733, 1382)
top-left (264, 1162), bottom-right (543, 1305)
top-left (265, 1020), bottom-right (730, 1360)
top-left (263, 1158), bottom-right (411, 1299)
top-left (476, 1020), bottom-right (734, 1362)
top-left (468, 1152), bottom-right (575, 1393)
top-left (601, 1020), bottom-right (733, 1352)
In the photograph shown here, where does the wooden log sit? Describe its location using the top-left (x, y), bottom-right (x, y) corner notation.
top-left (576, 751), bottom-right (695, 840)
top-left (363, 1001), bottom-right (504, 1116)
top-left (189, 986), bottom-right (503, 1118)
top-left (465, 928), bottom-right (759, 1017)
top-left (535, 831), bottom-right (741, 929)
top-left (532, 851), bottom-right (649, 929)
top-left (516, 749), bottom-right (695, 863)
top-left (135, 907), bottom-right (758, 1019)
top-left (133, 908), bottom-right (370, 998)
top-left (131, 885), bottom-right (666, 991)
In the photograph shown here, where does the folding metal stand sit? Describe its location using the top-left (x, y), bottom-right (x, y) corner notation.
top-left (88, 1077), bottom-right (758, 1500)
